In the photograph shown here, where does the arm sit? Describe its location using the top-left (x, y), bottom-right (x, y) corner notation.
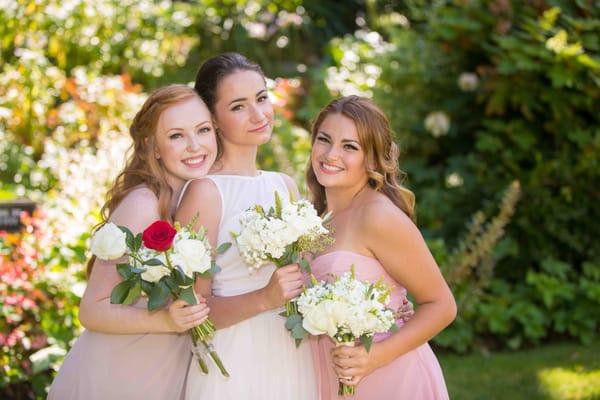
top-left (79, 188), bottom-right (209, 334)
top-left (176, 178), bottom-right (304, 329)
top-left (332, 200), bottom-right (456, 382)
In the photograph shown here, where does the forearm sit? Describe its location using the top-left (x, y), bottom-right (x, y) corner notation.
top-left (206, 289), bottom-right (270, 329)
top-left (374, 300), bottom-right (456, 367)
top-left (79, 298), bottom-right (174, 334)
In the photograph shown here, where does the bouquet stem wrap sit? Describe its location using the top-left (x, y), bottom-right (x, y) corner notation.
top-left (335, 341), bottom-right (356, 397)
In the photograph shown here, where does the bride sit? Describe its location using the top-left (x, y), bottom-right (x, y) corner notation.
top-left (176, 52), bottom-right (317, 399)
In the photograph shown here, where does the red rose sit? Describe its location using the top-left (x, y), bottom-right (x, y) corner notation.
top-left (142, 220), bottom-right (177, 251)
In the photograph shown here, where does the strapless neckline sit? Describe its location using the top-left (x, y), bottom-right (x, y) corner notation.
top-left (312, 250), bottom-right (379, 264)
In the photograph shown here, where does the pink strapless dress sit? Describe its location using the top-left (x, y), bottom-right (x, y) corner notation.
top-left (309, 250), bottom-right (449, 400)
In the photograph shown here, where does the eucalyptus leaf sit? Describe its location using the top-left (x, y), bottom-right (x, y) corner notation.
top-left (216, 242), bottom-right (232, 254)
top-left (298, 258), bottom-right (311, 273)
top-left (360, 334), bottom-right (373, 352)
top-left (285, 314), bottom-right (303, 330)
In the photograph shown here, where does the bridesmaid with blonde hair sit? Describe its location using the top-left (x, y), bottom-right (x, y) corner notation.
top-left (48, 84), bottom-right (217, 400)
top-left (307, 95), bottom-right (455, 399)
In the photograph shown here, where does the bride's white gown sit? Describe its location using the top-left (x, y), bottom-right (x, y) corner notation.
top-left (184, 171), bottom-right (317, 400)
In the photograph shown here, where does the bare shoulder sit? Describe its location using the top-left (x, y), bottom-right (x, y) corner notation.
top-left (180, 178), bottom-right (220, 206)
top-left (110, 186), bottom-right (160, 233)
top-left (277, 172), bottom-right (300, 199)
top-left (357, 192), bottom-right (417, 241)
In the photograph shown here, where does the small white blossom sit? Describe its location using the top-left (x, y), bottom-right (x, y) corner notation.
top-left (424, 111), bottom-right (450, 137)
top-left (458, 72), bottom-right (479, 91)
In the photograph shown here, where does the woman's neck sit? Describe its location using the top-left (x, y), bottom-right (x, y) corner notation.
top-left (211, 143), bottom-right (260, 176)
top-left (325, 181), bottom-right (370, 215)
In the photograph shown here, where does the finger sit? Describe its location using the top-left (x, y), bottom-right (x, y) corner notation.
top-left (170, 299), bottom-right (189, 309)
top-left (278, 264), bottom-right (300, 273)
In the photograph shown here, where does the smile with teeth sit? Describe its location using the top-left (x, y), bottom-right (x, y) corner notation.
top-left (320, 162), bottom-right (343, 172)
top-left (183, 155), bottom-right (206, 166)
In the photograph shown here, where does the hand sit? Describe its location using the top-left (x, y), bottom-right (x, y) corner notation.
top-left (166, 298), bottom-right (210, 333)
top-left (260, 263), bottom-right (304, 310)
top-left (330, 342), bottom-right (383, 386)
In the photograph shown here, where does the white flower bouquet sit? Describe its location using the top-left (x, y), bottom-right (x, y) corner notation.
top-left (297, 267), bottom-right (399, 396)
top-left (90, 218), bottom-right (231, 377)
top-left (232, 191), bottom-right (333, 345)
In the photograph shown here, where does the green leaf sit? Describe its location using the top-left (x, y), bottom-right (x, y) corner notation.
top-left (173, 266), bottom-right (187, 286)
top-left (163, 276), bottom-right (179, 293)
top-left (360, 334), bottom-right (373, 352)
top-left (179, 285), bottom-right (198, 305)
top-left (291, 323), bottom-right (308, 344)
top-left (122, 281), bottom-right (142, 305)
top-left (134, 233), bottom-right (143, 251)
top-left (216, 242), bottom-right (232, 254)
top-left (209, 261), bottom-right (221, 276)
top-left (110, 280), bottom-right (133, 304)
top-left (285, 314), bottom-right (303, 330)
top-left (140, 280), bottom-right (154, 295)
top-left (144, 258), bottom-right (164, 266)
top-left (389, 323), bottom-right (399, 333)
top-left (299, 258), bottom-right (311, 273)
top-left (148, 281), bottom-right (170, 311)
top-left (125, 229), bottom-right (135, 250)
top-left (116, 263), bottom-right (132, 280)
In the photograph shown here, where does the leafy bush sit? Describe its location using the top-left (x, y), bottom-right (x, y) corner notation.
top-left (304, 1), bottom-right (600, 350)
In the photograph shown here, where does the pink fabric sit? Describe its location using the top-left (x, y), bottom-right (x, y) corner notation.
top-left (309, 251), bottom-right (449, 400)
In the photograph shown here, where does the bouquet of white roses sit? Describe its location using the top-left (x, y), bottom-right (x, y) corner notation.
top-left (297, 267), bottom-right (398, 396)
top-left (232, 191), bottom-right (333, 345)
top-left (90, 218), bottom-right (231, 377)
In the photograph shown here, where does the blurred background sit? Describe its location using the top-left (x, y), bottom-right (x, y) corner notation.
top-left (1, 1), bottom-right (598, 398)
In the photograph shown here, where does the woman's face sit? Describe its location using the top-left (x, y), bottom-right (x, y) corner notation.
top-left (154, 96), bottom-right (218, 187)
top-left (212, 70), bottom-right (274, 147)
top-left (311, 113), bottom-right (368, 191)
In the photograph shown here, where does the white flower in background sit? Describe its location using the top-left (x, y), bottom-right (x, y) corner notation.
top-left (424, 111), bottom-right (451, 137)
top-left (446, 173), bottom-right (464, 188)
top-left (172, 238), bottom-right (212, 276)
top-left (141, 264), bottom-right (171, 283)
top-left (458, 72), bottom-right (479, 91)
top-left (90, 222), bottom-right (127, 260)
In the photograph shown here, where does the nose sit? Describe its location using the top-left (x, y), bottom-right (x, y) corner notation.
top-left (324, 144), bottom-right (341, 161)
top-left (249, 104), bottom-right (265, 123)
top-left (186, 134), bottom-right (201, 152)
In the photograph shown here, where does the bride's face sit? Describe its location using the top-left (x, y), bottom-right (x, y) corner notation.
top-left (311, 113), bottom-right (368, 190)
top-left (212, 70), bottom-right (274, 147)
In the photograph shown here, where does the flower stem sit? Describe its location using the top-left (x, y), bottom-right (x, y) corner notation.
top-left (191, 321), bottom-right (229, 377)
top-left (190, 331), bottom-right (209, 375)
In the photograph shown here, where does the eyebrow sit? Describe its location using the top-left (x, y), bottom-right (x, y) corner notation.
top-left (317, 131), bottom-right (360, 145)
top-left (227, 89), bottom-right (268, 106)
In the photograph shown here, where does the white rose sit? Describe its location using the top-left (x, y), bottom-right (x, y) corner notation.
top-left (303, 301), bottom-right (338, 337)
top-left (173, 238), bottom-right (212, 276)
top-left (141, 265), bottom-right (171, 283)
top-left (90, 222), bottom-right (127, 260)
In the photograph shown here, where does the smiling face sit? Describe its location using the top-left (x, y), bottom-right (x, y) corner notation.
top-left (212, 69), bottom-right (274, 147)
top-left (154, 96), bottom-right (217, 187)
top-left (311, 113), bottom-right (369, 191)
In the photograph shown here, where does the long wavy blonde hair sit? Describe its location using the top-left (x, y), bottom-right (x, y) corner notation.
top-left (87, 84), bottom-right (202, 276)
top-left (306, 95), bottom-right (416, 221)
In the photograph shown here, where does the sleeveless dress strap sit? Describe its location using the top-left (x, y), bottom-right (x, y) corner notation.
top-left (176, 179), bottom-right (195, 209)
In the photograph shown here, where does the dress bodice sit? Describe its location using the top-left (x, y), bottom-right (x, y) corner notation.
top-left (204, 171), bottom-right (289, 296)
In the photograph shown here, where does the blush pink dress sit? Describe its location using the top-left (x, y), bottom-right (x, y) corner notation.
top-left (47, 297), bottom-right (192, 400)
top-left (310, 250), bottom-right (449, 400)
